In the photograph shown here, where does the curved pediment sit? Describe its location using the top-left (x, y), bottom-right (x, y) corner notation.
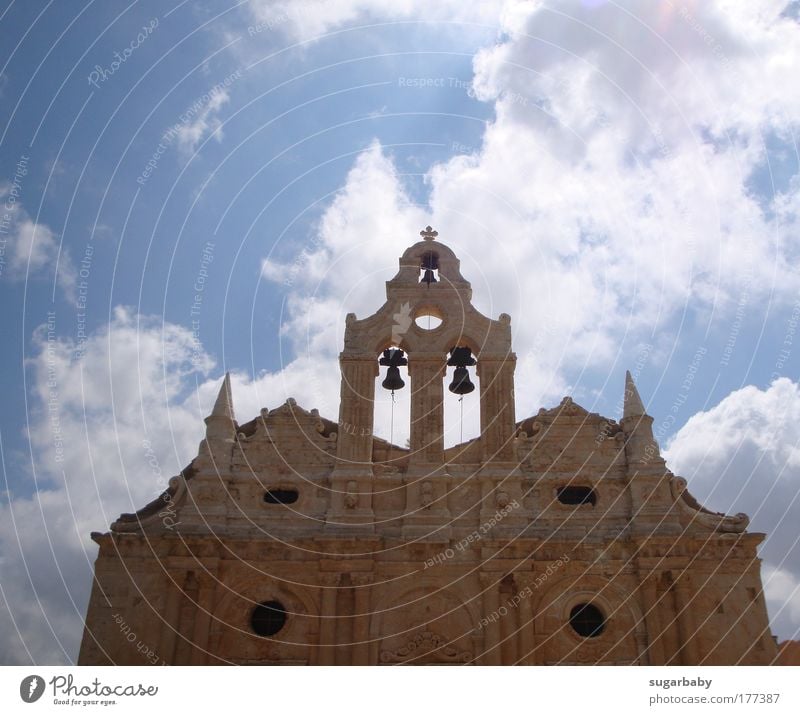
top-left (343, 299), bottom-right (511, 357)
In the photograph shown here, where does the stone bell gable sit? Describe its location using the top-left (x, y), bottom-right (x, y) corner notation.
top-left (78, 227), bottom-right (777, 666)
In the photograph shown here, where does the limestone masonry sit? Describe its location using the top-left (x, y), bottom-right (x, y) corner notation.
top-left (79, 228), bottom-right (777, 665)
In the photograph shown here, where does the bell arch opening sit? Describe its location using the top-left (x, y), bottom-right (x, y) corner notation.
top-left (373, 347), bottom-right (411, 454)
top-left (443, 346), bottom-right (481, 449)
top-left (419, 250), bottom-right (440, 285)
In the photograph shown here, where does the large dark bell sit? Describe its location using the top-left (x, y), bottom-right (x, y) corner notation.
top-left (449, 365), bottom-right (475, 395)
top-left (421, 268), bottom-right (438, 285)
top-left (382, 365), bottom-right (405, 392)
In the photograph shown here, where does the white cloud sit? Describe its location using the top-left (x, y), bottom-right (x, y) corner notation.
top-left (254, 1), bottom-right (800, 424)
top-left (0, 309), bottom-right (214, 664)
top-left (262, 140), bottom-right (427, 348)
top-left (0, 306), bottom-right (353, 664)
top-left (665, 378), bottom-right (800, 641)
top-left (0, 185), bottom-right (75, 297)
top-left (246, 0), bottom-right (513, 42)
top-left (763, 564), bottom-right (800, 640)
top-left (173, 88), bottom-right (230, 158)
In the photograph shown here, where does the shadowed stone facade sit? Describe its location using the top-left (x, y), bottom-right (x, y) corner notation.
top-left (79, 228), bottom-right (777, 665)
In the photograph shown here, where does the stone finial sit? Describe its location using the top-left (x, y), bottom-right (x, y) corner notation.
top-left (623, 370), bottom-right (646, 419)
top-left (621, 369), bottom-right (663, 466)
top-left (210, 372), bottom-right (235, 422)
top-left (420, 225), bottom-right (438, 241)
top-left (200, 373), bottom-right (236, 455)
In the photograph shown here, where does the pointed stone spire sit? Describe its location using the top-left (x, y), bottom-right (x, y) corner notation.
top-left (211, 372), bottom-right (235, 421)
top-left (204, 372), bottom-right (236, 441)
top-left (623, 370), bottom-right (647, 419)
top-left (621, 369), bottom-right (663, 467)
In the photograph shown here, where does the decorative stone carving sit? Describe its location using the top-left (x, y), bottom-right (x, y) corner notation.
top-left (670, 477), bottom-right (749, 533)
top-left (496, 490), bottom-right (510, 509)
top-left (379, 630), bottom-right (472, 664)
top-left (344, 480), bottom-right (359, 510)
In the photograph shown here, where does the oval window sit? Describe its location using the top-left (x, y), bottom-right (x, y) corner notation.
top-left (414, 313), bottom-right (443, 330)
top-left (264, 489), bottom-right (299, 505)
top-left (251, 600), bottom-right (287, 637)
top-left (569, 603), bottom-right (605, 638)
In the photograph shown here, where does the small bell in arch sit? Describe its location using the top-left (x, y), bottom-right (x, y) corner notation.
top-left (380, 348), bottom-right (408, 392)
top-left (420, 251), bottom-right (439, 285)
top-left (447, 346), bottom-right (476, 395)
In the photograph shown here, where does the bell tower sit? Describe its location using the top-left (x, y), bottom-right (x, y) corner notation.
top-left (327, 227), bottom-right (517, 530)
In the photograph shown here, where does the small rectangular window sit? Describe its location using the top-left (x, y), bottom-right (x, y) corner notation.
top-left (557, 486), bottom-right (597, 506)
top-left (264, 489), bottom-right (298, 505)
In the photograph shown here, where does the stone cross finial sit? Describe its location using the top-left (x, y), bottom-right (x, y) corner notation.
top-left (420, 225), bottom-right (438, 241)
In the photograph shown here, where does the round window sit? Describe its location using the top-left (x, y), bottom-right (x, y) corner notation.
top-left (251, 600), bottom-right (287, 637)
top-left (569, 602), bottom-right (605, 638)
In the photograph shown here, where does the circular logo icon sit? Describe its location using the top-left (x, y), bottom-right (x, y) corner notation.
top-left (20, 675), bottom-right (45, 703)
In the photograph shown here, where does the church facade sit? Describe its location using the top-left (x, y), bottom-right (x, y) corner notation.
top-left (79, 228), bottom-right (777, 665)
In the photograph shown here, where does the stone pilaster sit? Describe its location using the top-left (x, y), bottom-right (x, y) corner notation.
top-left (674, 576), bottom-right (700, 664)
top-left (515, 575), bottom-right (537, 665)
top-left (479, 574), bottom-right (502, 665)
top-left (328, 356), bottom-right (378, 530)
top-left (158, 575), bottom-right (183, 665)
top-left (351, 574), bottom-right (374, 665)
top-left (317, 573), bottom-right (340, 666)
top-left (408, 353), bottom-right (445, 465)
top-left (335, 356), bottom-right (378, 467)
top-left (189, 571), bottom-right (218, 665)
top-left (476, 355), bottom-right (516, 462)
top-left (641, 575), bottom-right (666, 665)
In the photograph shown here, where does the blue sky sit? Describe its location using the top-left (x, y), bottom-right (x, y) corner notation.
top-left (1, 0), bottom-right (799, 664)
